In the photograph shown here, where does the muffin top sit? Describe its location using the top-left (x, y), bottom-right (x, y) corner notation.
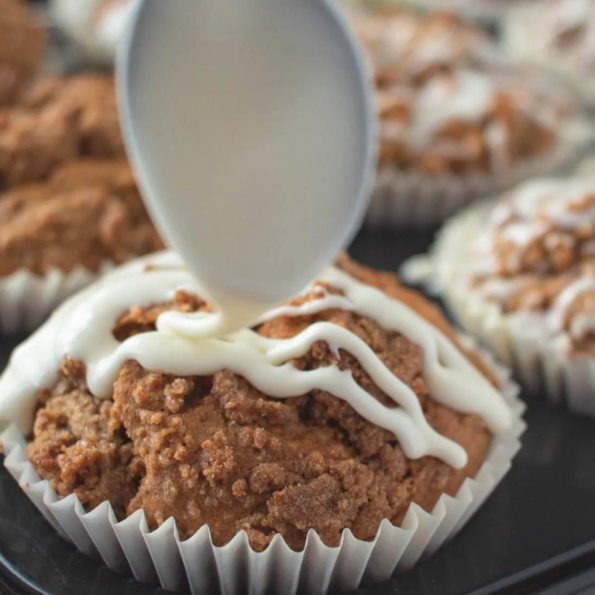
top-left (0, 74), bottom-right (125, 190)
top-left (0, 159), bottom-right (164, 276)
top-left (465, 179), bottom-right (595, 354)
top-left (0, 0), bottom-right (46, 106)
top-left (357, 11), bottom-right (498, 87)
top-left (2, 253), bottom-right (512, 550)
top-left (359, 11), bottom-right (575, 175)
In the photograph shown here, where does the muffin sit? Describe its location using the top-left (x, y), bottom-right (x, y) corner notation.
top-left (51, 0), bottom-right (135, 66)
top-left (402, 177), bottom-right (595, 415)
top-left (1, 253), bottom-right (523, 593)
top-left (0, 0), bottom-right (46, 106)
top-left (503, 0), bottom-right (595, 107)
top-left (358, 10), bottom-right (586, 228)
top-left (0, 73), bottom-right (165, 333)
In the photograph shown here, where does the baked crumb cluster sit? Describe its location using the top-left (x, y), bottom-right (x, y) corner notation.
top-left (27, 257), bottom-right (493, 551)
top-left (470, 180), bottom-right (595, 352)
top-left (0, 75), bottom-right (125, 189)
top-left (0, 0), bottom-right (45, 106)
top-left (0, 160), bottom-right (164, 276)
top-left (0, 74), bottom-right (164, 275)
top-left (358, 11), bottom-right (567, 175)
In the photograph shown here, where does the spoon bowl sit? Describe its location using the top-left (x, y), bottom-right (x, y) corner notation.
top-left (118, 0), bottom-right (376, 305)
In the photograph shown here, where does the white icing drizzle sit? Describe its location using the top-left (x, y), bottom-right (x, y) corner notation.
top-left (0, 252), bottom-right (512, 470)
top-left (412, 70), bottom-right (495, 150)
top-left (476, 178), bottom-right (595, 278)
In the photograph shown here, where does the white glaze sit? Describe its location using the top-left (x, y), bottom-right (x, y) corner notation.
top-left (0, 252), bottom-right (512, 470)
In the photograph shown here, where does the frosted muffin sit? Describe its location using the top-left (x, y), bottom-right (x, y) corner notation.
top-left (1, 253), bottom-right (523, 593)
top-left (0, 0), bottom-right (46, 106)
top-left (358, 10), bottom-right (585, 228)
top-left (403, 177), bottom-right (595, 415)
top-left (51, 0), bottom-right (135, 66)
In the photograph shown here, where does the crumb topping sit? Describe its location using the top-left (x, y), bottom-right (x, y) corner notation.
top-left (27, 257), bottom-right (493, 551)
top-left (469, 180), bottom-right (595, 353)
top-left (0, 159), bottom-right (163, 275)
top-left (0, 75), bottom-right (125, 189)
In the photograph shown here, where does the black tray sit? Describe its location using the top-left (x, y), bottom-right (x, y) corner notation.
top-left (1, 230), bottom-right (595, 595)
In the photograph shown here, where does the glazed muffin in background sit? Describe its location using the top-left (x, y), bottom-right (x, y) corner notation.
top-left (403, 177), bottom-right (595, 416)
top-left (357, 9), bottom-right (587, 228)
top-left (0, 0), bottom-right (46, 106)
top-left (503, 0), bottom-right (595, 107)
top-left (1, 252), bottom-right (522, 593)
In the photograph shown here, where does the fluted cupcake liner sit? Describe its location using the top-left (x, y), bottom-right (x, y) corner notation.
top-left (1, 347), bottom-right (524, 595)
top-left (0, 264), bottom-right (112, 335)
top-left (402, 204), bottom-right (595, 417)
top-left (366, 136), bottom-right (584, 229)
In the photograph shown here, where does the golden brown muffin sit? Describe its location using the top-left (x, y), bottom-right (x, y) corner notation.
top-left (27, 256), bottom-right (495, 551)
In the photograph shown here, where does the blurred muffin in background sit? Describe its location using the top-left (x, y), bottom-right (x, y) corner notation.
top-left (358, 9), bottom-right (588, 228)
top-left (51, 0), bottom-right (136, 67)
top-left (503, 0), bottom-right (595, 107)
top-left (0, 73), bottom-right (164, 334)
top-left (403, 177), bottom-right (595, 416)
top-left (0, 0), bottom-right (46, 106)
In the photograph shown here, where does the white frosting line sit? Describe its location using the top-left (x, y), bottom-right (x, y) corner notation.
top-left (0, 252), bottom-right (512, 470)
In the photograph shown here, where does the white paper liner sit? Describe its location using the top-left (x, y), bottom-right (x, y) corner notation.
top-left (402, 202), bottom-right (595, 417)
top-left (366, 135), bottom-right (582, 229)
top-left (0, 263), bottom-right (112, 335)
top-left (1, 349), bottom-right (524, 594)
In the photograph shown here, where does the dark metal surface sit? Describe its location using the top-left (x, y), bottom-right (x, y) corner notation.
top-left (0, 230), bottom-right (594, 595)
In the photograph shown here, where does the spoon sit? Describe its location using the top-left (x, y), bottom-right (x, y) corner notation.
top-left (118, 0), bottom-right (376, 332)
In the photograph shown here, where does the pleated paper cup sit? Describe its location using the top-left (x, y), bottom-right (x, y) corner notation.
top-left (402, 203), bottom-right (595, 417)
top-left (366, 135), bottom-right (583, 229)
top-left (1, 346), bottom-right (524, 595)
top-left (0, 263), bottom-right (112, 335)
